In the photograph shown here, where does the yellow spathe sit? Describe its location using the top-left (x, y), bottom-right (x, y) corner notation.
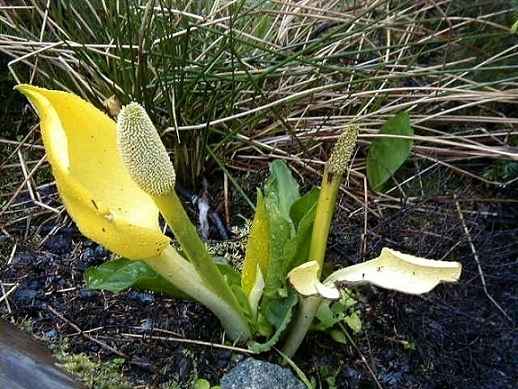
top-left (17, 85), bottom-right (169, 259)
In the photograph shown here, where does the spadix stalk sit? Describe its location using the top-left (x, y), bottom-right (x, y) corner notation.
top-left (283, 125), bottom-right (359, 356)
top-left (116, 103), bottom-right (251, 340)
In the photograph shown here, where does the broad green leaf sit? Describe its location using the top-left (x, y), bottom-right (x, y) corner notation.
top-left (85, 258), bottom-right (187, 298)
top-left (263, 209), bottom-right (292, 296)
top-left (256, 312), bottom-right (274, 337)
top-left (265, 160), bottom-right (300, 221)
top-left (286, 194), bottom-right (319, 270)
top-left (261, 163), bottom-right (319, 297)
top-left (241, 190), bottom-right (270, 296)
top-left (290, 187), bottom-right (319, 228)
top-left (248, 290), bottom-right (298, 353)
top-left (217, 262), bottom-right (252, 318)
top-left (367, 112), bottom-right (413, 191)
top-left (262, 161), bottom-right (301, 296)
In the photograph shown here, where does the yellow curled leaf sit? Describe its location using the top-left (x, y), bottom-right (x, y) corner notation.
top-left (287, 261), bottom-right (340, 300)
top-left (241, 190), bottom-right (270, 296)
top-left (325, 248), bottom-right (462, 295)
top-left (16, 85), bottom-right (169, 259)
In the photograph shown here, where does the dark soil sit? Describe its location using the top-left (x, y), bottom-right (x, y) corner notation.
top-left (1, 171), bottom-right (517, 388)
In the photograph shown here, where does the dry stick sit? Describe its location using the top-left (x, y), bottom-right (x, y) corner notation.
top-left (0, 156), bottom-right (46, 214)
top-left (338, 323), bottom-right (383, 389)
top-left (0, 282), bottom-right (17, 312)
top-left (120, 333), bottom-right (254, 355)
top-left (7, 242), bottom-right (17, 265)
top-left (46, 305), bottom-right (150, 369)
top-left (0, 123), bottom-right (38, 170)
top-left (454, 198), bottom-right (512, 323)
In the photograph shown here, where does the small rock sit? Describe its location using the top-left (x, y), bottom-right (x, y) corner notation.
top-left (177, 355), bottom-right (191, 377)
top-left (140, 318), bottom-right (154, 331)
top-left (231, 353), bottom-right (245, 364)
top-left (11, 252), bottom-right (34, 265)
top-left (220, 358), bottom-right (305, 389)
top-left (45, 329), bottom-right (58, 340)
top-left (27, 280), bottom-right (42, 291)
top-left (383, 370), bottom-right (403, 386)
top-left (44, 234), bottom-right (72, 255)
top-left (216, 350), bottom-right (231, 369)
top-left (339, 366), bottom-right (362, 389)
top-left (128, 291), bottom-right (154, 305)
top-left (94, 245), bottom-right (107, 257)
top-left (83, 247), bottom-right (95, 259)
top-left (79, 288), bottom-right (98, 300)
top-left (14, 288), bottom-right (38, 305)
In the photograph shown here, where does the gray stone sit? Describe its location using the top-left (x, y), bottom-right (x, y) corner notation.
top-left (221, 357), bottom-right (306, 389)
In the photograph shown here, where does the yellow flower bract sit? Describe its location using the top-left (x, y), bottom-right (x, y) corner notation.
top-left (17, 85), bottom-right (170, 259)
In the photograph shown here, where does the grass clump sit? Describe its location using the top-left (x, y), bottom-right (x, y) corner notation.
top-left (2, 0), bottom-right (517, 196)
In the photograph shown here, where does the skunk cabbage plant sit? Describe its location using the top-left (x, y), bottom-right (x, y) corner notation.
top-left (18, 85), bottom-right (461, 357)
top-left (16, 85), bottom-right (250, 341)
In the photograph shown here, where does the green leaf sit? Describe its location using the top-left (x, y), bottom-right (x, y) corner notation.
top-left (261, 163), bottom-right (319, 297)
top-left (241, 190), bottom-right (270, 296)
top-left (344, 312), bottom-right (362, 333)
top-left (194, 378), bottom-right (211, 389)
top-left (315, 301), bottom-right (336, 331)
top-left (290, 187), bottom-right (319, 228)
top-left (217, 262), bottom-right (252, 318)
top-left (248, 290), bottom-right (298, 353)
top-left (85, 258), bottom-right (187, 298)
top-left (367, 112), bottom-right (413, 191)
top-left (284, 187), bottom-right (320, 270)
top-left (265, 160), bottom-right (300, 221)
top-left (313, 294), bottom-right (358, 332)
top-left (262, 161), bottom-right (301, 296)
top-left (286, 191), bottom-right (319, 270)
top-left (329, 329), bottom-right (347, 345)
top-left (263, 210), bottom-right (292, 296)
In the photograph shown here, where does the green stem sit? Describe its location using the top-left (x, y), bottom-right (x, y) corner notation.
top-left (308, 169), bottom-right (342, 273)
top-left (153, 191), bottom-right (251, 340)
top-left (282, 168), bottom-right (342, 357)
top-left (142, 246), bottom-right (251, 341)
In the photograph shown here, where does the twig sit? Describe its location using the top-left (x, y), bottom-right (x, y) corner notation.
top-left (454, 197), bottom-right (512, 323)
top-left (120, 333), bottom-right (254, 354)
top-left (339, 323), bottom-right (383, 389)
top-left (46, 304), bottom-right (151, 369)
top-left (0, 282), bottom-right (18, 312)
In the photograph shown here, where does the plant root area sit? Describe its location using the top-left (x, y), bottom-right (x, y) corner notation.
top-left (1, 175), bottom-right (517, 389)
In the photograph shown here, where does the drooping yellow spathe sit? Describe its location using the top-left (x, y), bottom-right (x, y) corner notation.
top-left (17, 85), bottom-right (170, 259)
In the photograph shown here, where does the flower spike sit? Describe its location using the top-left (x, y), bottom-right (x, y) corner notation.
top-left (117, 103), bottom-right (176, 196)
top-left (328, 125), bottom-right (359, 175)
